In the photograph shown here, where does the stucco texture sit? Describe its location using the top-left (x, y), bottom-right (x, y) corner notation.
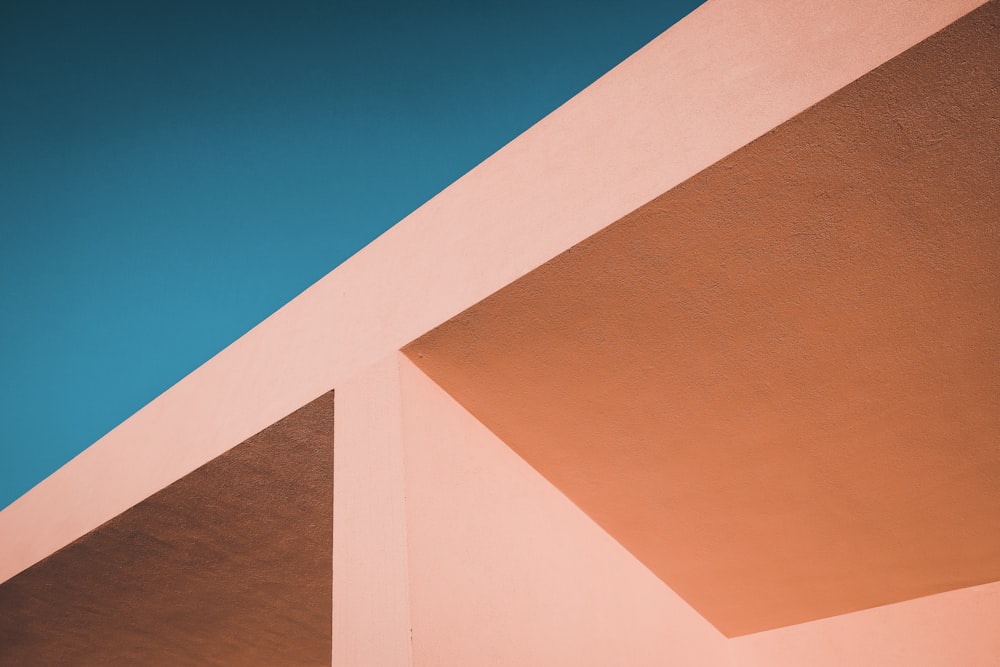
top-left (405, 2), bottom-right (1000, 637)
top-left (0, 393), bottom-right (334, 665)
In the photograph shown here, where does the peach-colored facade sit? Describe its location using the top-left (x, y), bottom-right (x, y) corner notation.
top-left (2, 0), bottom-right (997, 664)
top-left (400, 357), bottom-right (729, 665)
top-left (403, 4), bottom-right (1000, 634)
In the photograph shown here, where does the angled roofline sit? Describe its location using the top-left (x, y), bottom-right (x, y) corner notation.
top-left (0, 0), bottom-right (986, 585)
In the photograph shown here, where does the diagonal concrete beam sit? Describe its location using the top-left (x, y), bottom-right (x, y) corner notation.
top-left (0, 0), bottom-right (986, 587)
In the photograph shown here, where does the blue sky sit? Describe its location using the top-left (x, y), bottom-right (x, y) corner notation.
top-left (0, 0), bottom-right (704, 509)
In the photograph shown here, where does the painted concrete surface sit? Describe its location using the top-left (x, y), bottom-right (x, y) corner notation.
top-left (4, 355), bottom-right (994, 664)
top-left (405, 2), bottom-right (1000, 636)
top-left (0, 0), bottom-right (995, 663)
top-left (732, 580), bottom-right (1000, 666)
top-left (399, 357), bottom-right (728, 666)
top-left (0, 0), bottom-right (984, 586)
top-left (0, 394), bottom-right (333, 665)
top-left (332, 357), bottom-right (412, 666)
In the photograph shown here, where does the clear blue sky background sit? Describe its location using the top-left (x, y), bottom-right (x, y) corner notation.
top-left (0, 0), bottom-right (704, 509)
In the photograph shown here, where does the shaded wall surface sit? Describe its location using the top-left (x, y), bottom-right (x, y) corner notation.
top-left (0, 1), bottom-right (996, 665)
top-left (405, 1), bottom-right (1000, 637)
top-left (0, 393), bottom-right (334, 666)
top-left (730, 580), bottom-right (1000, 666)
top-left (0, 0), bottom-right (980, 592)
top-left (400, 358), bottom-right (728, 666)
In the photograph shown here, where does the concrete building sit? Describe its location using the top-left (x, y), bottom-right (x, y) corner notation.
top-left (2, 0), bottom-right (998, 663)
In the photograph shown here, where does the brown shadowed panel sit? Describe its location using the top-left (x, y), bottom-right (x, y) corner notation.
top-left (404, 3), bottom-right (1000, 637)
top-left (0, 392), bottom-right (333, 666)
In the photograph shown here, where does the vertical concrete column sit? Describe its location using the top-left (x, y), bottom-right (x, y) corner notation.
top-left (332, 355), bottom-right (412, 666)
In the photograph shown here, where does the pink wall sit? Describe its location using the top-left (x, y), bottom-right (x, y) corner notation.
top-left (333, 357), bottom-right (412, 665)
top-left (399, 357), bottom-right (728, 666)
top-left (329, 355), bottom-right (729, 664)
top-left (0, 0), bottom-right (982, 585)
top-left (2, 2), bottom-right (994, 664)
top-left (331, 356), bottom-right (1000, 665)
top-left (731, 580), bottom-right (1000, 666)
